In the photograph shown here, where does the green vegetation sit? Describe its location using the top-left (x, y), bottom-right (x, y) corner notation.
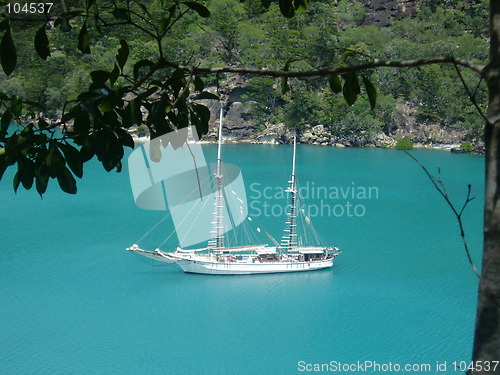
top-left (0, 0), bottom-right (489, 131)
top-left (0, 0), bottom-right (489, 196)
top-left (395, 137), bottom-right (414, 150)
top-left (460, 141), bottom-right (477, 152)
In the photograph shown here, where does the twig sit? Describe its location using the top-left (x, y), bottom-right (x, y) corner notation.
top-left (404, 150), bottom-right (480, 278)
top-left (453, 61), bottom-right (489, 124)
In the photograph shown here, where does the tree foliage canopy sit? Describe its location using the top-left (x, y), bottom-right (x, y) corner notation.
top-left (0, 0), bottom-right (489, 196)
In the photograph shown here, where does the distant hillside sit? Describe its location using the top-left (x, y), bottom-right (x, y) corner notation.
top-left (0, 0), bottom-right (489, 150)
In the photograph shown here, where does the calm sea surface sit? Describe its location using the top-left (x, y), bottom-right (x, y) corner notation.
top-left (0, 145), bottom-right (484, 374)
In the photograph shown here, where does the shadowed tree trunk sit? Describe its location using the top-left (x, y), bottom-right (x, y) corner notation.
top-left (471, 0), bottom-right (500, 370)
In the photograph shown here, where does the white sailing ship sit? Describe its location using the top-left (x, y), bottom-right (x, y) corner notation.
top-left (127, 111), bottom-right (341, 275)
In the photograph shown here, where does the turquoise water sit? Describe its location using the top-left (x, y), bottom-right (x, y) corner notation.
top-left (0, 146), bottom-right (484, 374)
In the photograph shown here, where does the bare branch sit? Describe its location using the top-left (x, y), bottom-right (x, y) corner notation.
top-left (163, 56), bottom-right (486, 77)
top-left (404, 151), bottom-right (480, 278)
top-left (453, 62), bottom-right (489, 124)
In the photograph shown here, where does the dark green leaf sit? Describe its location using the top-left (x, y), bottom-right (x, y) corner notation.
top-left (193, 76), bottom-right (204, 92)
top-left (135, 2), bottom-right (151, 17)
top-left (279, 0), bottom-right (295, 18)
top-left (77, 23), bottom-right (91, 54)
top-left (58, 18), bottom-right (73, 32)
top-left (80, 137), bottom-right (95, 162)
top-left (183, 1), bottom-right (211, 17)
top-left (166, 70), bottom-right (187, 97)
top-left (110, 63), bottom-right (120, 86)
top-left (328, 74), bottom-right (342, 94)
top-left (72, 111), bottom-right (91, 136)
top-left (137, 87), bottom-right (158, 100)
top-left (260, 0), bottom-right (272, 8)
top-left (342, 72), bottom-right (360, 106)
top-left (115, 128), bottom-right (135, 149)
top-left (194, 91), bottom-right (219, 100)
top-left (57, 166), bottom-right (77, 194)
top-left (59, 143), bottom-right (83, 178)
top-left (19, 158), bottom-right (35, 190)
top-left (90, 70), bottom-right (111, 85)
top-left (122, 97), bottom-right (142, 128)
top-left (362, 74), bottom-right (377, 110)
top-left (86, 0), bottom-right (96, 10)
top-left (35, 169), bottom-right (49, 197)
top-left (112, 8), bottom-right (129, 20)
top-left (38, 119), bottom-right (49, 130)
top-left (0, 19), bottom-right (9, 33)
top-left (13, 171), bottom-right (20, 193)
top-left (99, 89), bottom-right (124, 113)
top-left (0, 156), bottom-right (8, 181)
top-left (160, 5), bottom-right (176, 33)
top-left (343, 84), bottom-right (357, 106)
top-left (161, 17), bottom-right (169, 32)
top-left (133, 59), bottom-right (155, 81)
top-left (1, 109), bottom-right (12, 137)
top-left (293, 0), bottom-right (308, 13)
top-left (34, 24), bottom-right (50, 60)
top-left (116, 39), bottom-right (129, 71)
top-left (60, 107), bottom-right (79, 123)
top-left (23, 100), bottom-right (46, 109)
top-left (11, 96), bottom-right (23, 118)
top-left (21, 123), bottom-right (34, 136)
top-left (76, 91), bottom-right (101, 101)
top-left (1, 27), bottom-right (17, 76)
top-left (149, 80), bottom-right (163, 87)
top-left (46, 146), bottom-right (65, 178)
top-left (191, 103), bottom-right (210, 136)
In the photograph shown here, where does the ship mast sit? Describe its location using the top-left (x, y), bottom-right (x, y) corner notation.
top-left (281, 136), bottom-right (298, 253)
top-left (209, 108), bottom-right (225, 250)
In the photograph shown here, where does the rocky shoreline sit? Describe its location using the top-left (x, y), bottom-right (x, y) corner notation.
top-left (131, 119), bottom-right (485, 156)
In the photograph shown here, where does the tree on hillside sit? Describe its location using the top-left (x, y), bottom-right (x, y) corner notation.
top-left (0, 0), bottom-right (497, 370)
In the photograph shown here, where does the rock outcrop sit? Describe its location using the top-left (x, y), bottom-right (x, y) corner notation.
top-left (360, 0), bottom-right (419, 27)
top-left (130, 0), bottom-right (484, 154)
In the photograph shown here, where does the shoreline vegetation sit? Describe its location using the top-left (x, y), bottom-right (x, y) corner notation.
top-left (128, 124), bottom-right (485, 156)
top-left (2, 0), bottom-right (488, 159)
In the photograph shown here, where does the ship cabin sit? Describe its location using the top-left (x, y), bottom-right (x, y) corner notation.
top-left (298, 249), bottom-right (326, 262)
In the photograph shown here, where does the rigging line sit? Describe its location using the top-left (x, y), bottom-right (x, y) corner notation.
top-left (173, 188), bottom-right (213, 248)
top-left (296, 190), bottom-right (324, 246)
top-left (157, 176), bottom-right (214, 249)
top-left (136, 172), bottom-right (212, 245)
top-left (229, 186), bottom-right (266, 245)
top-left (134, 212), bottom-right (173, 244)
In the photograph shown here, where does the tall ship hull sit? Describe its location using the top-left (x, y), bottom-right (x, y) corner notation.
top-left (177, 258), bottom-right (335, 275)
top-left (127, 245), bottom-right (340, 275)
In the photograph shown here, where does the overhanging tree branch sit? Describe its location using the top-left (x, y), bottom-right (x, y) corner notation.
top-left (163, 56), bottom-right (486, 77)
